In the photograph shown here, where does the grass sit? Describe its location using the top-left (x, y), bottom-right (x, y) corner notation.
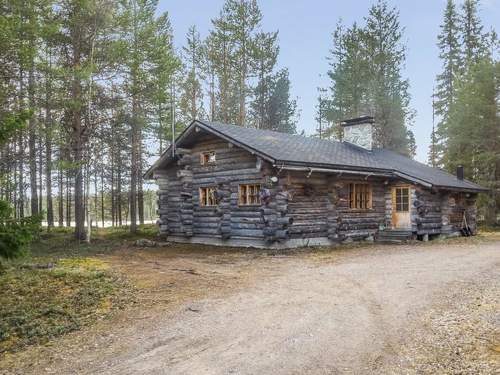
top-left (0, 225), bottom-right (154, 354)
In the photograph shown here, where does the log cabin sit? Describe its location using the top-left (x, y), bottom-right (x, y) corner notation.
top-left (144, 116), bottom-right (487, 248)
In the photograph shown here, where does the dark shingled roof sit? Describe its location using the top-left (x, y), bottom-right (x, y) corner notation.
top-left (146, 120), bottom-right (486, 192)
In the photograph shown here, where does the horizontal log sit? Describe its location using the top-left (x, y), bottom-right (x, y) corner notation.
top-left (275, 230), bottom-right (289, 239)
top-left (230, 228), bottom-right (264, 238)
top-left (276, 217), bottom-right (294, 226)
top-left (263, 228), bottom-right (276, 236)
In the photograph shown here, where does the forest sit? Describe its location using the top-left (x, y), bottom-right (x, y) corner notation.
top-left (0, 0), bottom-right (498, 247)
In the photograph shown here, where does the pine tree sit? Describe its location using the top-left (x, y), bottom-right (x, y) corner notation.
top-left (266, 68), bottom-right (298, 133)
top-left (433, 0), bottom-right (461, 166)
top-left (54, 0), bottom-right (119, 239)
top-left (208, 10), bottom-right (238, 124)
top-left (179, 25), bottom-right (205, 123)
top-left (364, 0), bottom-right (415, 155)
top-left (222, 0), bottom-right (262, 126)
top-left (461, 0), bottom-right (487, 67)
top-left (320, 1), bottom-right (415, 155)
top-left (249, 31), bottom-right (279, 129)
top-left (119, 0), bottom-right (179, 232)
top-left (428, 89), bottom-right (439, 167)
top-left (445, 58), bottom-right (499, 224)
top-left (322, 22), bottom-right (369, 139)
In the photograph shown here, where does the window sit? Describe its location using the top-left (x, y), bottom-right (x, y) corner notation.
top-left (200, 151), bottom-right (216, 165)
top-left (348, 183), bottom-right (372, 209)
top-left (239, 184), bottom-right (261, 206)
top-left (199, 187), bottom-right (217, 207)
top-left (395, 187), bottom-right (409, 212)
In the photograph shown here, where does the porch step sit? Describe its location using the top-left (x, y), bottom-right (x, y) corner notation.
top-left (376, 229), bottom-right (414, 243)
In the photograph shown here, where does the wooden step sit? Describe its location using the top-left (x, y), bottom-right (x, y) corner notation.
top-left (376, 229), bottom-right (414, 243)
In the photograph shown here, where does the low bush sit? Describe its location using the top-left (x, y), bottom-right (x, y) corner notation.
top-left (0, 257), bottom-right (131, 353)
top-left (0, 200), bottom-right (41, 260)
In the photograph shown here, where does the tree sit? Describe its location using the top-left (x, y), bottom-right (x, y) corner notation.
top-left (445, 58), bottom-right (499, 224)
top-left (320, 1), bottom-right (415, 156)
top-left (54, 0), bottom-right (118, 239)
top-left (262, 69), bottom-right (298, 133)
top-left (321, 22), bottom-right (369, 139)
top-left (433, 0), bottom-right (461, 166)
top-left (0, 111), bottom-right (41, 261)
top-left (249, 31), bottom-right (279, 129)
top-left (179, 25), bottom-right (205, 123)
top-left (364, 0), bottom-right (415, 155)
top-left (461, 0), bottom-right (488, 67)
top-left (120, 0), bottom-right (179, 232)
top-left (223, 0), bottom-right (262, 126)
top-left (208, 8), bottom-right (238, 124)
top-left (207, 0), bottom-right (282, 127)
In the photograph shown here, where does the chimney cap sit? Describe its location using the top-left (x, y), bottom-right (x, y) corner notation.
top-left (340, 115), bottom-right (374, 127)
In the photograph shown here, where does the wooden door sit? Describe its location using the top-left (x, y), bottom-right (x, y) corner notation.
top-left (392, 186), bottom-right (411, 229)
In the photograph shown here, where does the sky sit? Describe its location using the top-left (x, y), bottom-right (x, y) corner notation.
top-left (159, 0), bottom-right (499, 163)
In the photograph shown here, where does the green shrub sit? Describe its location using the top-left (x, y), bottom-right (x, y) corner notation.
top-left (0, 200), bottom-right (41, 260)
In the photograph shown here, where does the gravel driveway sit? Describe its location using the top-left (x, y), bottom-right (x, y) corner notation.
top-left (7, 240), bottom-right (500, 374)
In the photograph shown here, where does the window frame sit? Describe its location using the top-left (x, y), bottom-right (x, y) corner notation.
top-left (394, 187), bottom-right (410, 212)
top-left (238, 184), bottom-right (261, 206)
top-left (200, 151), bottom-right (216, 166)
top-left (199, 186), bottom-right (217, 207)
top-left (348, 183), bottom-right (373, 210)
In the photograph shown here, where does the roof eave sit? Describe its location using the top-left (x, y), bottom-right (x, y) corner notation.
top-left (433, 185), bottom-right (489, 193)
top-left (273, 160), bottom-right (393, 175)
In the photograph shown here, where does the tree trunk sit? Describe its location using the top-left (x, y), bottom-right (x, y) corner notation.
top-left (38, 134), bottom-right (43, 214)
top-left (66, 172), bottom-right (71, 227)
top-left (45, 80), bottom-right (54, 227)
top-left (71, 29), bottom-right (85, 240)
top-left (100, 166), bottom-right (105, 228)
top-left (28, 63), bottom-right (39, 215)
top-left (58, 164), bottom-right (63, 227)
top-left (117, 161), bottom-right (122, 226)
top-left (138, 139), bottom-right (144, 225)
top-left (130, 101), bottom-right (138, 233)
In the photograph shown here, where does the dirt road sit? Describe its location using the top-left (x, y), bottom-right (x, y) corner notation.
top-left (6, 240), bottom-right (500, 374)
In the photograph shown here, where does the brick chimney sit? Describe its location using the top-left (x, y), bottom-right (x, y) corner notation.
top-left (341, 116), bottom-right (374, 151)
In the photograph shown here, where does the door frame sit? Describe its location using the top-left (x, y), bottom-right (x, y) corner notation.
top-left (391, 185), bottom-right (412, 229)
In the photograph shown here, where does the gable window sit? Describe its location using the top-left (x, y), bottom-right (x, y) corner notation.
top-left (199, 187), bottom-right (217, 207)
top-left (200, 151), bottom-right (216, 165)
top-left (348, 183), bottom-right (372, 210)
top-left (239, 184), bottom-right (261, 206)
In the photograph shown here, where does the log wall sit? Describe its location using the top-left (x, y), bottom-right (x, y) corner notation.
top-left (336, 177), bottom-right (387, 239)
top-left (412, 187), bottom-right (443, 235)
top-left (283, 173), bottom-right (386, 240)
top-left (170, 133), bottom-right (265, 240)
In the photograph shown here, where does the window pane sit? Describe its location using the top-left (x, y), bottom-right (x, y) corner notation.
top-left (395, 188), bottom-right (409, 212)
top-left (239, 185), bottom-right (246, 205)
top-left (239, 184), bottom-right (260, 205)
top-left (349, 183), bottom-right (372, 209)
